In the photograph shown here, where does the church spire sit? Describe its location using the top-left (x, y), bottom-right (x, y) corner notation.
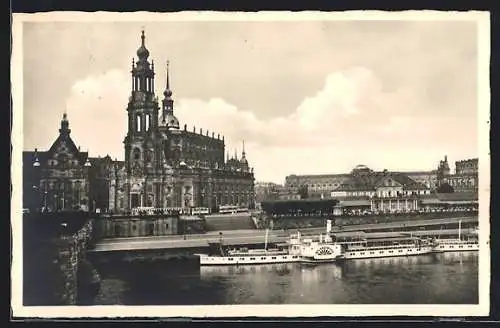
top-left (161, 60), bottom-right (179, 130)
top-left (166, 60), bottom-right (170, 89)
top-left (240, 140), bottom-right (249, 169)
top-left (163, 60), bottom-right (173, 99)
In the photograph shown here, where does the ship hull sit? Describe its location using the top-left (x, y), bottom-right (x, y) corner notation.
top-left (431, 242), bottom-right (479, 253)
top-left (299, 256), bottom-right (344, 264)
top-left (341, 246), bottom-right (434, 260)
top-left (196, 253), bottom-right (301, 266)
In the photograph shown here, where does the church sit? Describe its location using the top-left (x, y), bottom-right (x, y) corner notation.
top-left (23, 31), bottom-right (255, 214)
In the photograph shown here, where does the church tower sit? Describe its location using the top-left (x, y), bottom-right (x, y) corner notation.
top-left (124, 30), bottom-right (160, 176)
top-left (123, 30), bottom-right (163, 209)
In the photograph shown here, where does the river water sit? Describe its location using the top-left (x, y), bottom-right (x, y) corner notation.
top-left (92, 251), bottom-right (478, 305)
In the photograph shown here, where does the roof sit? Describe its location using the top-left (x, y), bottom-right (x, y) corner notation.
top-left (402, 170), bottom-right (437, 175)
top-left (286, 173), bottom-right (351, 180)
top-left (47, 133), bottom-right (88, 164)
top-left (337, 171), bottom-right (429, 192)
top-left (337, 172), bottom-right (383, 191)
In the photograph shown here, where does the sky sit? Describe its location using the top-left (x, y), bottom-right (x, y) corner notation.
top-left (22, 18), bottom-right (480, 184)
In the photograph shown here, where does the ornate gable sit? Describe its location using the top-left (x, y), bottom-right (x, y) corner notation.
top-left (44, 113), bottom-right (87, 169)
top-left (46, 136), bottom-right (83, 168)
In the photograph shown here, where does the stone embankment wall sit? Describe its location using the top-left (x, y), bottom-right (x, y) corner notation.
top-left (23, 218), bottom-right (101, 305)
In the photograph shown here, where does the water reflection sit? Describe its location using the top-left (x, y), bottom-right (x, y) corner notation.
top-left (200, 263), bottom-right (294, 278)
top-left (94, 252), bottom-right (479, 305)
top-left (437, 251), bottom-right (479, 264)
top-left (347, 254), bottom-right (435, 269)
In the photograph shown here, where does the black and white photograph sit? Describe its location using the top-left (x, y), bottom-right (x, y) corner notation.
top-left (11, 11), bottom-right (490, 318)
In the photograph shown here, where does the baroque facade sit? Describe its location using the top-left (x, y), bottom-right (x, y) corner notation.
top-left (23, 114), bottom-right (93, 212)
top-left (284, 155), bottom-right (478, 198)
top-left (438, 156), bottom-right (478, 193)
top-left (23, 31), bottom-right (255, 213)
top-left (330, 165), bottom-right (430, 212)
top-left (107, 31), bottom-right (255, 213)
top-left (284, 173), bottom-right (350, 198)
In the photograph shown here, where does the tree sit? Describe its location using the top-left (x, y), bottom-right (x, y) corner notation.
top-left (298, 185), bottom-right (309, 199)
top-left (437, 182), bottom-right (454, 193)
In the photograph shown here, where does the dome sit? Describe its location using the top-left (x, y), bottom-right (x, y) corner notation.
top-left (136, 31), bottom-right (150, 60)
top-left (163, 88), bottom-right (173, 98)
top-left (137, 45), bottom-right (149, 59)
top-left (161, 113), bottom-right (180, 130)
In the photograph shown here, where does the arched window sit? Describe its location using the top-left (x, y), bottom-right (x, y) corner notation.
top-left (136, 115), bottom-right (141, 132)
top-left (145, 114), bottom-right (150, 131)
top-left (133, 148), bottom-right (141, 161)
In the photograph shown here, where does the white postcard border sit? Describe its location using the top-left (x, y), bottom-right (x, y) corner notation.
top-left (11, 10), bottom-right (491, 318)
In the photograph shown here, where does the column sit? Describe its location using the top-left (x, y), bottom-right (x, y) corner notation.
top-left (380, 199), bottom-right (383, 211)
top-left (397, 198), bottom-right (400, 211)
top-left (389, 199), bottom-right (392, 213)
top-left (405, 199), bottom-right (408, 211)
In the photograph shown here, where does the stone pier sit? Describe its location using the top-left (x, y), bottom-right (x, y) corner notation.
top-left (23, 213), bottom-right (101, 305)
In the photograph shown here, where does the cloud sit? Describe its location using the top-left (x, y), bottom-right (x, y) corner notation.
top-left (65, 66), bottom-right (477, 183)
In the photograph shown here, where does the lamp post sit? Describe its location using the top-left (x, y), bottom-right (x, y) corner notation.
top-left (32, 155), bottom-right (41, 211)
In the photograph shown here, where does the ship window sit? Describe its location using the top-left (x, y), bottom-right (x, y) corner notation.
top-left (292, 256), bottom-right (298, 259)
top-left (283, 256), bottom-right (287, 259)
top-left (271, 257), bottom-right (277, 259)
top-left (261, 257), bottom-right (266, 260)
top-left (389, 251), bottom-right (393, 253)
top-left (370, 252), bottom-right (374, 254)
top-left (228, 258), bottom-right (233, 261)
top-left (240, 258), bottom-right (244, 260)
top-left (250, 257), bottom-right (255, 260)
top-left (399, 250), bottom-right (403, 252)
